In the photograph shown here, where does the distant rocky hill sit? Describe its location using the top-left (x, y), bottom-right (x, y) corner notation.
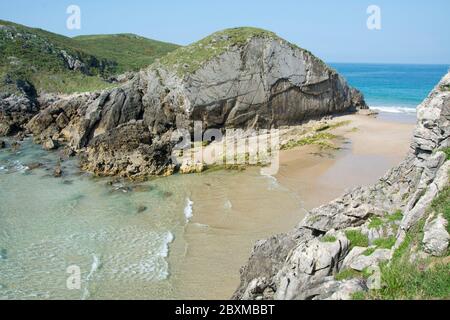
top-left (233, 72), bottom-right (450, 300)
top-left (21, 27), bottom-right (367, 178)
top-left (0, 19), bottom-right (179, 95)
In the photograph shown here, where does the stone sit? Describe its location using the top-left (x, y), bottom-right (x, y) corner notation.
top-left (137, 205), bottom-right (147, 213)
top-left (10, 141), bottom-right (20, 152)
top-left (343, 248), bottom-right (392, 272)
top-left (179, 160), bottom-right (206, 174)
top-left (42, 138), bottom-right (58, 151)
top-left (0, 123), bottom-right (11, 136)
top-left (26, 162), bottom-right (43, 170)
top-left (0, 140), bottom-right (5, 149)
top-left (423, 214), bottom-right (450, 257)
top-left (53, 164), bottom-right (62, 178)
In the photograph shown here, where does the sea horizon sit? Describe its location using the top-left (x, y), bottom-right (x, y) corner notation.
top-left (330, 62), bottom-right (449, 114)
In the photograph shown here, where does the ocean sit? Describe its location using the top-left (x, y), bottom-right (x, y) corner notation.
top-left (330, 63), bottom-right (449, 113)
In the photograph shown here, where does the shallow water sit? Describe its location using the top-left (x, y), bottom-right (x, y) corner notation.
top-left (0, 138), bottom-right (303, 300)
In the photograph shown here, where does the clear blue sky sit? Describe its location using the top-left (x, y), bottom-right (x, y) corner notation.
top-left (1, 0), bottom-right (449, 64)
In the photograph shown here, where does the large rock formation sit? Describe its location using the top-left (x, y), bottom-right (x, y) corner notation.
top-left (233, 72), bottom-right (450, 300)
top-left (23, 27), bottom-right (366, 178)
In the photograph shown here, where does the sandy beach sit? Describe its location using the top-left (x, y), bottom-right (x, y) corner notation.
top-left (170, 112), bottom-right (416, 300)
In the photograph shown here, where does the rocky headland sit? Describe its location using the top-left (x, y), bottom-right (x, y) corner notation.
top-left (233, 72), bottom-right (450, 300)
top-left (2, 27), bottom-right (367, 179)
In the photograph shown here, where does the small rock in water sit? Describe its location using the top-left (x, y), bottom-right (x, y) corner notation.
top-left (0, 248), bottom-right (7, 260)
top-left (63, 180), bottom-right (73, 185)
top-left (15, 131), bottom-right (26, 141)
top-left (137, 205), bottom-right (147, 213)
top-left (0, 140), bottom-right (5, 149)
top-left (161, 191), bottom-right (173, 198)
top-left (53, 164), bottom-right (63, 178)
top-left (59, 146), bottom-right (75, 159)
top-left (43, 138), bottom-right (58, 151)
top-left (26, 162), bottom-right (43, 171)
top-left (130, 184), bottom-right (154, 193)
top-left (10, 142), bottom-right (20, 152)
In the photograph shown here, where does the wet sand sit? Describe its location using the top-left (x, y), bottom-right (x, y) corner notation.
top-left (170, 112), bottom-right (416, 300)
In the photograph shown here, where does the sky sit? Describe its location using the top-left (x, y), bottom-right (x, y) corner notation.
top-left (0, 0), bottom-right (449, 64)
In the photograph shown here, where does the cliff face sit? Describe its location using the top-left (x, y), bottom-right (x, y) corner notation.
top-left (233, 72), bottom-right (450, 300)
top-left (23, 28), bottom-right (366, 178)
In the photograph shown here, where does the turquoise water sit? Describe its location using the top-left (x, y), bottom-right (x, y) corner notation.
top-left (331, 63), bottom-right (449, 112)
top-left (0, 138), bottom-right (300, 299)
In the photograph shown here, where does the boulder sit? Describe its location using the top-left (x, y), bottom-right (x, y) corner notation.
top-left (42, 138), bottom-right (58, 151)
top-left (423, 214), bottom-right (450, 257)
top-left (53, 164), bottom-right (62, 178)
top-left (342, 248), bottom-right (392, 272)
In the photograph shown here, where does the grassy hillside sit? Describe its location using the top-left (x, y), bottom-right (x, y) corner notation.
top-left (0, 20), bottom-right (179, 94)
top-left (73, 34), bottom-right (179, 73)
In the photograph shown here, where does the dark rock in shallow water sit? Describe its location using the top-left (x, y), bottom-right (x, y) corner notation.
top-left (59, 146), bottom-right (75, 159)
top-left (26, 162), bottom-right (43, 170)
top-left (10, 141), bottom-right (20, 152)
top-left (130, 184), bottom-right (155, 193)
top-left (137, 205), bottom-right (148, 213)
top-left (53, 164), bottom-right (63, 177)
top-left (0, 248), bottom-right (7, 260)
top-left (0, 140), bottom-right (5, 149)
top-left (42, 138), bottom-right (58, 151)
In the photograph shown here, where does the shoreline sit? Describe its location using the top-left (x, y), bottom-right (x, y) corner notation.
top-left (169, 111), bottom-right (416, 299)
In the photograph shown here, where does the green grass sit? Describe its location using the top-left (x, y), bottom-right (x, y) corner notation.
top-left (335, 268), bottom-right (361, 281)
top-left (281, 132), bottom-right (338, 151)
top-left (320, 235), bottom-right (337, 243)
top-left (73, 34), bottom-right (179, 73)
top-left (373, 236), bottom-right (396, 250)
top-left (351, 291), bottom-right (367, 300)
top-left (345, 230), bottom-right (369, 249)
top-left (430, 186), bottom-right (450, 233)
top-left (442, 147), bottom-right (450, 160)
top-left (367, 260), bottom-right (450, 300)
top-left (362, 247), bottom-right (377, 256)
top-left (335, 267), bottom-right (373, 281)
top-left (387, 210), bottom-right (404, 222)
top-left (368, 217), bottom-right (384, 229)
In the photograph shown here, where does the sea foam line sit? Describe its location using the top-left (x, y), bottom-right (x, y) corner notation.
top-left (370, 106), bottom-right (417, 114)
top-left (184, 198), bottom-right (194, 222)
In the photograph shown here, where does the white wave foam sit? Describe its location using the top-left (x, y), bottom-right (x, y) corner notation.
top-left (224, 200), bottom-right (233, 210)
top-left (260, 171), bottom-right (280, 190)
top-left (370, 106), bottom-right (417, 114)
top-left (159, 232), bottom-right (174, 258)
top-left (82, 254), bottom-right (101, 300)
top-left (184, 198), bottom-right (194, 222)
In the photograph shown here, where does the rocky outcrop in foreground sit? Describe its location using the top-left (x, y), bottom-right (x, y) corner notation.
top-left (234, 72), bottom-right (450, 300)
top-left (21, 28), bottom-right (366, 178)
